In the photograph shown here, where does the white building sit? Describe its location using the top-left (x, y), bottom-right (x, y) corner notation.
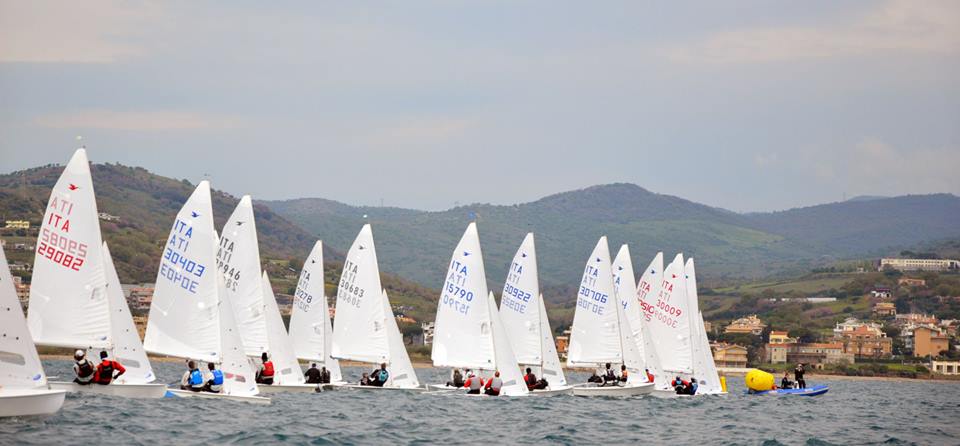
top-left (879, 258), bottom-right (960, 272)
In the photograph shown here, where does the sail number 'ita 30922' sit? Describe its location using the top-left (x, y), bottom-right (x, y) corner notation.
top-left (501, 261), bottom-right (531, 313)
top-left (159, 218), bottom-right (206, 294)
top-left (441, 260), bottom-right (472, 315)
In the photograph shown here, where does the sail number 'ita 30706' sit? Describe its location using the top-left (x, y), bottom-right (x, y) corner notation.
top-left (577, 264), bottom-right (607, 315)
top-left (159, 218), bottom-right (206, 293)
top-left (501, 261), bottom-right (531, 314)
top-left (640, 278), bottom-right (682, 329)
top-left (442, 259), bottom-right (473, 315)
top-left (338, 259), bottom-right (365, 308)
top-left (37, 196), bottom-right (87, 271)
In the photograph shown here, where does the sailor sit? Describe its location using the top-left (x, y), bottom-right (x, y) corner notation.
top-left (645, 368), bottom-right (655, 383)
top-left (672, 376), bottom-right (689, 395)
top-left (93, 350), bottom-right (125, 385)
top-left (484, 371), bottom-right (503, 396)
top-left (360, 372), bottom-right (371, 386)
top-left (523, 367), bottom-right (538, 390)
top-left (319, 366), bottom-right (331, 384)
top-left (256, 352), bottom-right (275, 385)
top-left (305, 363), bottom-right (322, 384)
top-left (601, 363), bottom-right (617, 386)
top-left (619, 365), bottom-right (629, 383)
top-left (447, 368), bottom-right (464, 388)
top-left (370, 363), bottom-right (389, 387)
top-left (688, 378), bottom-right (699, 395)
top-left (464, 371), bottom-right (482, 395)
top-left (794, 364), bottom-right (806, 389)
top-left (180, 360), bottom-right (204, 392)
top-left (781, 372), bottom-right (793, 389)
top-left (72, 350), bottom-right (96, 385)
top-left (203, 362), bottom-right (224, 393)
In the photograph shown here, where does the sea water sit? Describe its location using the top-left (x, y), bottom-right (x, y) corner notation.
top-left (1, 360), bottom-right (958, 445)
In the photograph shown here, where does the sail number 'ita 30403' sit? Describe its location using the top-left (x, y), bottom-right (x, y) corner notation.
top-left (159, 218), bottom-right (206, 294)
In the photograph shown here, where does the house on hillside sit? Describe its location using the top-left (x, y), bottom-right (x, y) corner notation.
top-left (930, 360), bottom-right (960, 375)
top-left (879, 258), bottom-right (960, 272)
top-left (902, 324), bottom-right (950, 358)
top-left (897, 278), bottom-right (927, 288)
top-left (724, 315), bottom-right (766, 336)
top-left (712, 343), bottom-right (748, 369)
top-left (870, 286), bottom-right (892, 299)
top-left (833, 318), bottom-right (893, 359)
top-left (421, 321), bottom-right (435, 346)
top-left (873, 301), bottom-right (896, 317)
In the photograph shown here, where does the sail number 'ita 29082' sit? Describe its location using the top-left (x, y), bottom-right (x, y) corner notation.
top-left (37, 196), bottom-right (87, 271)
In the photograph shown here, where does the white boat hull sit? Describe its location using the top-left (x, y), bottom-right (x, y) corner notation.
top-left (572, 382), bottom-right (654, 397)
top-left (531, 385), bottom-right (574, 396)
top-left (49, 381), bottom-right (167, 399)
top-left (255, 384), bottom-right (321, 394)
top-left (164, 389), bottom-right (271, 404)
top-left (0, 388), bottom-right (66, 417)
top-left (651, 388), bottom-right (728, 398)
top-left (335, 384), bottom-right (427, 393)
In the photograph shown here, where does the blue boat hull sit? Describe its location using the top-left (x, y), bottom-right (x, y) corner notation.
top-left (747, 385), bottom-right (829, 396)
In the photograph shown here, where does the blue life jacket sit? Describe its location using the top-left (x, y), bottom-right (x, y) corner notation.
top-left (690, 382), bottom-right (698, 394)
top-left (377, 369), bottom-right (389, 382)
top-left (189, 369), bottom-right (203, 386)
top-left (211, 369), bottom-right (224, 385)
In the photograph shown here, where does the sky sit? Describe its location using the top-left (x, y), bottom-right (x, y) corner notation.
top-left (1, 0), bottom-right (957, 212)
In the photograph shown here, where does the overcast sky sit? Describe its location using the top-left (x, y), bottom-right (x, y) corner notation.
top-left (1, 0), bottom-right (957, 212)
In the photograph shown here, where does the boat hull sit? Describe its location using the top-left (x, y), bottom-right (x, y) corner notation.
top-left (164, 389), bottom-right (271, 404)
top-left (531, 385), bottom-right (575, 396)
top-left (572, 382), bottom-right (654, 397)
top-left (49, 381), bottom-right (167, 399)
top-left (335, 384), bottom-right (427, 393)
top-left (0, 388), bottom-right (66, 417)
top-left (255, 384), bottom-right (321, 394)
top-left (748, 385), bottom-right (828, 397)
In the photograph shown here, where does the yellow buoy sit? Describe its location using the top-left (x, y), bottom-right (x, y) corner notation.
top-left (720, 375), bottom-right (727, 393)
top-left (745, 369), bottom-right (774, 392)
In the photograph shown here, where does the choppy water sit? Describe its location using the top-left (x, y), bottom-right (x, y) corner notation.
top-left (1, 360), bottom-right (958, 445)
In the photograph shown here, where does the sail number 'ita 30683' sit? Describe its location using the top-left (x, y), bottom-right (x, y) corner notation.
top-left (338, 259), bottom-right (365, 308)
top-left (159, 218), bottom-right (206, 293)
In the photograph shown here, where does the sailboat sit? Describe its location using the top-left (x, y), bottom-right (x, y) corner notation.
top-left (684, 257), bottom-right (724, 395)
top-left (429, 223), bottom-right (528, 396)
top-left (567, 237), bottom-right (653, 396)
top-left (288, 241), bottom-right (343, 388)
top-left (26, 148), bottom-right (165, 398)
top-left (330, 224), bottom-right (422, 391)
top-left (633, 252), bottom-right (668, 389)
top-left (217, 196), bottom-right (308, 392)
top-left (144, 181), bottom-right (268, 404)
top-left (0, 246), bottom-right (66, 417)
top-left (498, 233), bottom-right (572, 395)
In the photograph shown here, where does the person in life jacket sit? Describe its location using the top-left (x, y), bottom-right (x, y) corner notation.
top-left (256, 352), bottom-right (275, 385)
top-left (484, 371), bottom-right (503, 396)
top-left (524, 367), bottom-right (537, 390)
top-left (672, 376), bottom-right (690, 395)
top-left (360, 372), bottom-right (371, 386)
top-left (73, 350), bottom-right (96, 385)
top-left (619, 365), bottom-right (629, 384)
top-left (94, 350), bottom-right (125, 385)
top-left (446, 368), bottom-right (464, 388)
top-left (304, 363), bottom-right (322, 384)
top-left (203, 362), bottom-right (224, 393)
top-left (645, 368), bottom-right (655, 383)
top-left (601, 363), bottom-right (617, 386)
top-left (369, 363), bottom-right (389, 387)
top-left (180, 360), bottom-right (204, 392)
top-left (464, 372), bottom-right (482, 395)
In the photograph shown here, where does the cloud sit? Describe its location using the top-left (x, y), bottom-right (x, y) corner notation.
top-left (0, 0), bottom-right (161, 63)
top-left (661, 0), bottom-right (960, 64)
top-left (32, 110), bottom-right (243, 130)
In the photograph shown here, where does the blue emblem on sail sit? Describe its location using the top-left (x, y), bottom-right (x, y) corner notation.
top-left (463, 251), bottom-right (470, 256)
top-left (191, 211), bottom-right (200, 218)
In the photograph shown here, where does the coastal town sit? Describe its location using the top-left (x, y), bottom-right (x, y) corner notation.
top-left (5, 214), bottom-right (957, 380)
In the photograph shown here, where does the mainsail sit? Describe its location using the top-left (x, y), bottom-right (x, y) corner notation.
top-left (0, 246), bottom-right (48, 389)
top-left (637, 253), bottom-right (692, 374)
top-left (330, 224), bottom-right (390, 364)
top-left (612, 245), bottom-right (643, 360)
top-left (218, 196), bottom-right (269, 356)
top-left (288, 241), bottom-right (342, 382)
top-left (567, 237), bottom-right (622, 366)
top-left (499, 233), bottom-right (541, 365)
top-left (27, 148), bottom-right (110, 349)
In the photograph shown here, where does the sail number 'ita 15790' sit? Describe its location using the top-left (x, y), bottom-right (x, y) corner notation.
top-left (441, 259), bottom-right (473, 315)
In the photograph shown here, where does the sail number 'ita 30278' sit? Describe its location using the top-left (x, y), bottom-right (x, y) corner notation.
top-left (577, 264), bottom-right (607, 315)
top-left (442, 259), bottom-right (473, 315)
top-left (338, 259), bottom-right (365, 308)
top-left (159, 218), bottom-right (206, 293)
top-left (37, 196), bottom-right (87, 271)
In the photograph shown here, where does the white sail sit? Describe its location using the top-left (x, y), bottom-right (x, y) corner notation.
top-left (685, 258), bottom-right (722, 393)
top-left (27, 148), bottom-right (110, 349)
top-left (144, 181), bottom-right (221, 362)
top-left (217, 275), bottom-right (259, 396)
top-left (288, 241), bottom-right (342, 382)
top-left (499, 233), bottom-right (541, 365)
top-left (260, 272), bottom-right (304, 385)
top-left (218, 196), bottom-right (269, 356)
top-left (102, 242), bottom-right (155, 384)
top-left (487, 292), bottom-right (528, 396)
top-left (638, 253), bottom-right (692, 373)
top-left (0, 247), bottom-right (48, 389)
top-left (636, 253), bottom-right (666, 385)
top-left (381, 289), bottom-right (420, 388)
top-left (331, 224), bottom-right (390, 363)
top-left (612, 244), bottom-right (643, 357)
top-left (431, 222), bottom-right (494, 369)
top-left (614, 282), bottom-right (647, 384)
top-left (537, 294), bottom-right (567, 386)
top-left (567, 237), bottom-right (622, 366)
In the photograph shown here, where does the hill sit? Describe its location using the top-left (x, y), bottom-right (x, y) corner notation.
top-left (0, 163), bottom-right (441, 323)
top-left (265, 185), bottom-right (960, 301)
